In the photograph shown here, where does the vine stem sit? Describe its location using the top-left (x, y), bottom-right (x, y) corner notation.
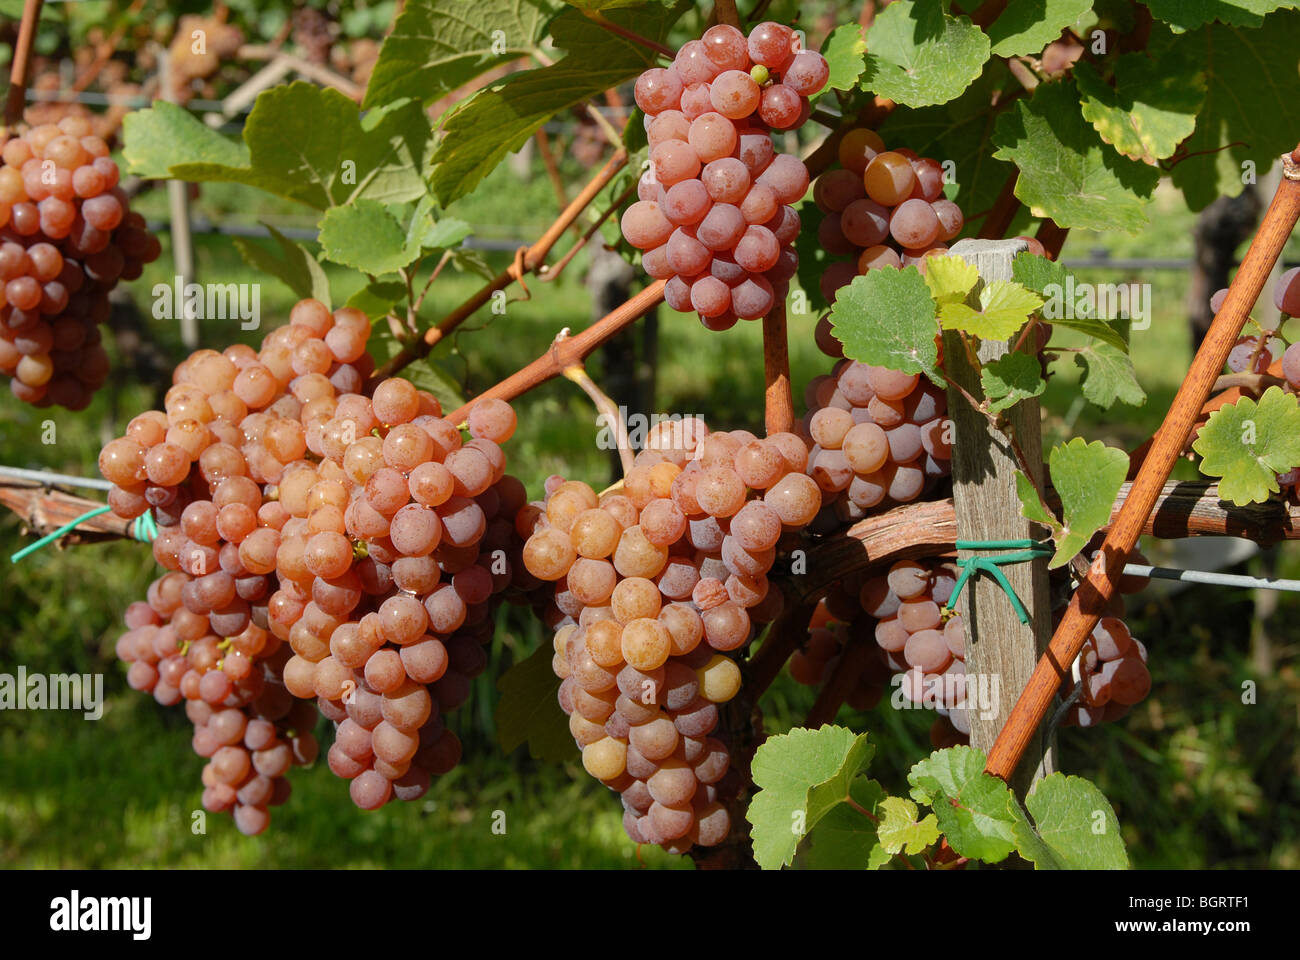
top-left (985, 142), bottom-right (1300, 784)
top-left (713, 0), bottom-right (742, 28)
top-left (562, 362), bottom-right (635, 476)
top-left (3, 0), bottom-right (44, 128)
top-left (370, 147), bottom-right (629, 383)
top-left (979, 169), bottom-right (1022, 240)
top-left (762, 304), bottom-right (793, 435)
top-left (443, 281), bottom-right (666, 425)
top-left (539, 178), bottom-right (640, 284)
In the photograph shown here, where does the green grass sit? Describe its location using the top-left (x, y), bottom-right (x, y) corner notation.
top-left (3, 155), bottom-right (1299, 869)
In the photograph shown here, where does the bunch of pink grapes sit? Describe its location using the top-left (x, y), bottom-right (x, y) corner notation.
top-left (814, 127), bottom-right (967, 303)
top-left (621, 21), bottom-right (829, 330)
top-left (99, 299), bottom-right (533, 829)
top-left (0, 116), bottom-right (161, 408)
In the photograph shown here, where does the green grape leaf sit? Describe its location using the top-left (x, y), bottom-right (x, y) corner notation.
top-left (907, 746), bottom-right (1020, 863)
top-left (802, 779), bottom-right (890, 869)
top-left (1016, 471), bottom-right (1063, 534)
top-left (992, 79), bottom-right (1160, 233)
top-left (876, 796), bottom-right (941, 855)
top-left (860, 0), bottom-right (991, 107)
top-left (1013, 773), bottom-right (1130, 869)
top-left (405, 358), bottom-right (469, 412)
top-left (821, 23), bottom-right (868, 92)
top-left (878, 61), bottom-right (1018, 225)
top-left (829, 267), bottom-right (943, 384)
top-left (430, 3), bottom-right (682, 205)
top-left (231, 224), bottom-right (331, 306)
top-left (1073, 343), bottom-right (1147, 408)
top-left (361, 0), bottom-right (553, 108)
top-left (747, 726), bottom-right (875, 870)
top-left (923, 255), bottom-right (980, 306)
top-left (345, 280), bottom-right (407, 320)
top-left (494, 642), bottom-right (573, 763)
top-left (1192, 386), bottom-right (1300, 505)
top-left (1167, 12), bottom-right (1300, 210)
top-left (986, 0), bottom-right (1094, 56)
top-left (793, 201), bottom-right (834, 315)
top-left (1046, 438), bottom-right (1128, 568)
top-left (318, 200), bottom-right (418, 275)
top-left (1011, 253), bottom-right (1130, 352)
top-left (940, 280), bottom-right (1044, 341)
top-left (123, 102), bottom-right (250, 176)
top-left (1143, 0), bottom-right (1299, 32)
top-left (1074, 53), bottom-right (1206, 164)
top-left (129, 84), bottom-right (432, 209)
top-left (981, 351), bottom-right (1046, 414)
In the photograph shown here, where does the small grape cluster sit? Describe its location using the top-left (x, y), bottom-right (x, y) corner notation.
top-left (1052, 551), bottom-right (1151, 727)
top-left (788, 599), bottom-right (893, 712)
top-left (812, 128), bottom-right (965, 303)
top-left (621, 22), bottom-right (828, 329)
top-left (802, 344), bottom-right (953, 529)
top-left (113, 579), bottom-right (315, 835)
top-left (0, 116), bottom-right (161, 408)
top-left (521, 418), bottom-right (821, 851)
top-left (100, 299), bottom-right (528, 827)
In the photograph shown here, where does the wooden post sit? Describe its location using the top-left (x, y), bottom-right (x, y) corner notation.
top-left (159, 46), bottom-right (199, 349)
top-left (942, 238), bottom-right (1053, 796)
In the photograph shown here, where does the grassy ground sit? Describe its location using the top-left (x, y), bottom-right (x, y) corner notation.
top-left (2, 153), bottom-right (1299, 869)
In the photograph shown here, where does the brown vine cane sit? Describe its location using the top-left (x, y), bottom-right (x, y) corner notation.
top-left (985, 142), bottom-right (1300, 784)
top-left (3, 0), bottom-right (44, 127)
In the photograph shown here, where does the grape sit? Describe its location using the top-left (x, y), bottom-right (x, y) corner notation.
top-left (864, 152), bottom-right (917, 205)
top-left (621, 201), bottom-right (674, 249)
top-left (782, 53), bottom-right (829, 95)
top-left (759, 84), bottom-right (803, 129)
top-left (701, 24), bottom-right (749, 70)
top-left (701, 158), bottom-right (751, 204)
top-left (709, 70), bottom-right (761, 119)
top-left (1274, 267), bottom-right (1300, 315)
top-left (687, 112), bottom-right (738, 162)
top-left (651, 140), bottom-right (702, 187)
top-left (889, 199), bottom-right (942, 248)
top-left (676, 40), bottom-right (722, 84)
top-left (747, 21), bottom-right (794, 70)
top-left (634, 68), bottom-right (684, 114)
top-left (662, 179), bottom-right (711, 226)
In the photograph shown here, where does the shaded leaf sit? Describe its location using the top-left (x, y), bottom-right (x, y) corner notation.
top-left (982, 351), bottom-right (1046, 414)
top-left (494, 643), bottom-right (574, 763)
top-left (1073, 343), bottom-right (1146, 408)
top-left (1075, 52), bottom-right (1206, 163)
top-left (993, 79), bottom-right (1160, 233)
top-left (232, 224), bottom-right (331, 305)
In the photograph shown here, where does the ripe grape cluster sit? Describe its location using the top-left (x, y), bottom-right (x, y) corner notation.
top-left (0, 116), bottom-right (161, 408)
top-left (1053, 549), bottom-right (1151, 727)
top-left (812, 128), bottom-right (964, 303)
top-left (100, 298), bottom-right (528, 828)
top-left (802, 343), bottom-right (953, 528)
top-left (621, 22), bottom-right (828, 330)
top-left (522, 417), bottom-right (821, 851)
top-left (113, 577), bottom-right (314, 835)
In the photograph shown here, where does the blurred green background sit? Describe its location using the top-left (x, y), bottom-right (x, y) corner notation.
top-left (2, 130), bottom-right (1300, 869)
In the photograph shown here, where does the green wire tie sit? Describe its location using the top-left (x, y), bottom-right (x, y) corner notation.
top-left (946, 538), bottom-right (1053, 625)
top-left (10, 504), bottom-right (158, 564)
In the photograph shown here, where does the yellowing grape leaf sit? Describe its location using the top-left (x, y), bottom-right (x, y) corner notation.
top-left (1192, 386), bottom-right (1300, 505)
top-left (876, 796), bottom-right (941, 855)
top-left (924, 255), bottom-right (980, 306)
top-left (939, 280), bottom-right (1043, 341)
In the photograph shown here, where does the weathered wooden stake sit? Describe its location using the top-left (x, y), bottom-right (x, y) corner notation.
top-left (943, 238), bottom-right (1053, 795)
